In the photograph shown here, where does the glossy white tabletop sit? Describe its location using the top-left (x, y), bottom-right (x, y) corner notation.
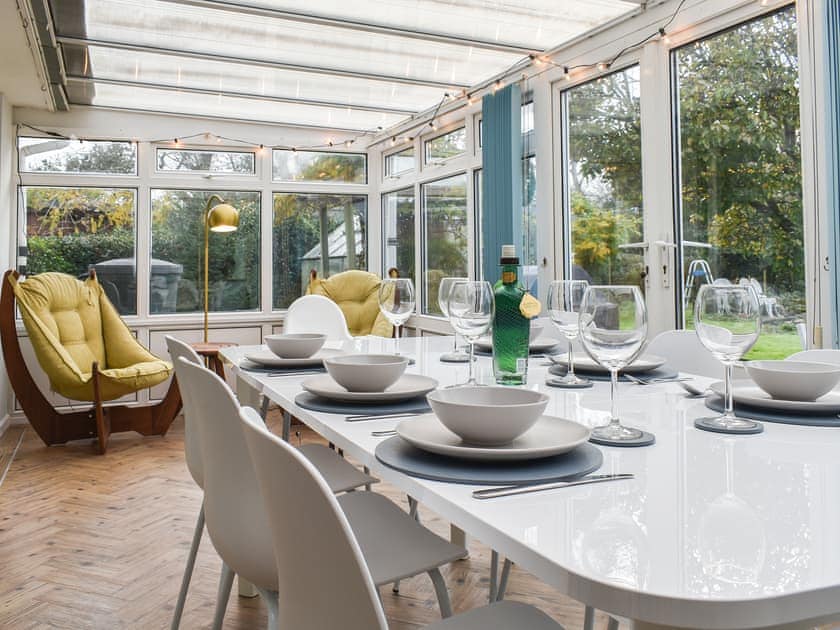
top-left (221, 337), bottom-right (840, 629)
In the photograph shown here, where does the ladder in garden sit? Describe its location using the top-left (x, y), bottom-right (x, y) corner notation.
top-left (684, 259), bottom-right (714, 310)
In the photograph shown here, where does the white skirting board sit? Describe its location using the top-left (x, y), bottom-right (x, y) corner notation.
top-left (0, 414), bottom-right (9, 439)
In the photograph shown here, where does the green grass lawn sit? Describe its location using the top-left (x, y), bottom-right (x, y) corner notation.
top-left (744, 332), bottom-right (802, 360)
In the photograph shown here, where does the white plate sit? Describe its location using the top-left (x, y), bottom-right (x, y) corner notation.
top-left (243, 347), bottom-right (345, 367)
top-left (301, 373), bottom-right (438, 403)
top-left (555, 353), bottom-right (667, 375)
top-left (474, 336), bottom-right (560, 353)
top-left (710, 381), bottom-right (840, 414)
top-left (396, 414), bottom-right (591, 462)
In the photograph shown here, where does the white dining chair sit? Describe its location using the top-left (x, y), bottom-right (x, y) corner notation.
top-left (238, 405), bottom-right (563, 630)
top-left (787, 349), bottom-right (840, 365)
top-left (167, 338), bottom-right (374, 630)
top-left (646, 329), bottom-right (722, 378)
top-left (175, 358), bottom-right (466, 627)
top-left (284, 294), bottom-right (353, 341)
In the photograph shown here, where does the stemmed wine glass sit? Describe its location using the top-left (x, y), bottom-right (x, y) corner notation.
top-left (694, 284), bottom-right (761, 431)
top-left (447, 281), bottom-right (494, 386)
top-left (579, 286), bottom-right (647, 441)
top-left (378, 278), bottom-right (416, 355)
top-left (547, 279), bottom-right (590, 386)
top-left (438, 277), bottom-right (470, 363)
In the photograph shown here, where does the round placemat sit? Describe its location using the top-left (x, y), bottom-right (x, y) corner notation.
top-left (589, 431), bottom-right (655, 447)
top-left (548, 365), bottom-right (677, 383)
top-left (545, 377), bottom-right (593, 389)
top-left (294, 392), bottom-right (431, 416)
top-left (239, 360), bottom-right (326, 374)
top-left (704, 396), bottom-right (840, 428)
top-left (694, 416), bottom-right (763, 435)
top-left (375, 438), bottom-right (603, 485)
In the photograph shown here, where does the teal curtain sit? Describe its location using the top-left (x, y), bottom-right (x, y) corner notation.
top-left (827, 3), bottom-right (840, 346)
top-left (481, 85), bottom-right (522, 284)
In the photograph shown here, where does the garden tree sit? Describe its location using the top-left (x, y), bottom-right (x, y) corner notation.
top-left (157, 148), bottom-right (253, 172)
top-left (566, 8), bottom-right (802, 306)
top-left (425, 178), bottom-right (469, 314)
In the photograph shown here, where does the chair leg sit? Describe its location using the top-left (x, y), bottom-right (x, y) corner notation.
top-left (607, 616), bottom-right (620, 630)
top-left (211, 562), bottom-right (235, 630)
top-left (489, 549), bottom-right (499, 603)
top-left (393, 496), bottom-right (421, 594)
top-left (255, 587), bottom-right (279, 629)
top-left (583, 605), bottom-right (595, 630)
top-left (496, 558), bottom-right (512, 602)
top-left (427, 567), bottom-right (453, 618)
top-left (170, 502), bottom-right (205, 630)
top-left (91, 363), bottom-right (110, 454)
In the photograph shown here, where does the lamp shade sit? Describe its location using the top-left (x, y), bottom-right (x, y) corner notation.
top-left (207, 203), bottom-right (239, 232)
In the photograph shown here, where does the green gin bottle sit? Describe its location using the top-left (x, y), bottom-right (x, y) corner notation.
top-left (492, 245), bottom-right (531, 385)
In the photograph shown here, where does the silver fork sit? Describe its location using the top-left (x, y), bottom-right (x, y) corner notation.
top-left (625, 374), bottom-right (691, 386)
top-left (371, 429), bottom-right (397, 437)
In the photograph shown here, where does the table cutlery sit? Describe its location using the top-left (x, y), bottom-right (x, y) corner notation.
top-left (265, 369), bottom-right (325, 377)
top-left (678, 381), bottom-right (708, 397)
top-left (472, 473), bottom-right (634, 499)
top-left (625, 374), bottom-right (691, 386)
top-left (346, 412), bottom-right (424, 422)
top-left (371, 429), bottom-right (397, 437)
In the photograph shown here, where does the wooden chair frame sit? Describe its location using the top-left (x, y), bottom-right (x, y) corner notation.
top-left (0, 270), bottom-right (181, 454)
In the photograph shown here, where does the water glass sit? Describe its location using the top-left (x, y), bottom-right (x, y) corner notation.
top-left (547, 279), bottom-right (590, 385)
top-left (438, 277), bottom-right (470, 362)
top-left (694, 284), bottom-right (761, 430)
top-left (378, 278), bottom-right (416, 354)
top-left (447, 281), bottom-right (494, 385)
top-left (579, 285), bottom-right (647, 441)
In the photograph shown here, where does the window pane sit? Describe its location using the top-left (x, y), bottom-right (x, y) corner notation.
top-left (385, 147), bottom-right (415, 177)
top-left (18, 137), bottom-right (136, 174)
top-left (425, 128), bottom-right (466, 164)
top-left (150, 190), bottom-right (260, 314)
top-left (21, 187), bottom-right (137, 315)
top-left (422, 174), bottom-right (468, 314)
top-left (566, 66), bottom-right (643, 288)
top-left (273, 193), bottom-right (367, 309)
top-left (157, 148), bottom-right (255, 174)
top-left (382, 188), bottom-right (415, 283)
top-left (675, 8), bottom-right (803, 359)
top-left (273, 150), bottom-right (366, 183)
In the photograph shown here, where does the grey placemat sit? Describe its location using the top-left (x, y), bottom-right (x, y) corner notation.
top-left (548, 365), bottom-right (678, 383)
top-left (694, 416), bottom-right (763, 435)
top-left (294, 392), bottom-right (431, 416)
top-left (545, 378), bottom-right (594, 389)
top-left (474, 345), bottom-right (562, 357)
top-left (589, 430), bottom-right (656, 447)
top-left (375, 438), bottom-right (603, 485)
top-left (705, 395), bottom-right (840, 428)
top-left (239, 360), bottom-right (326, 375)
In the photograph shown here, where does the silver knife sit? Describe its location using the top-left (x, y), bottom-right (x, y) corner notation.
top-left (346, 412), bottom-right (424, 422)
top-left (472, 473), bottom-right (634, 500)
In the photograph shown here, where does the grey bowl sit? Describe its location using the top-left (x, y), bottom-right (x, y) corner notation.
top-left (324, 354), bottom-right (409, 392)
top-left (265, 333), bottom-right (326, 359)
top-left (427, 386), bottom-right (549, 446)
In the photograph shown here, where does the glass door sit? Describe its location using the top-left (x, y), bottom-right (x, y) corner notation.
top-left (672, 7), bottom-right (805, 359)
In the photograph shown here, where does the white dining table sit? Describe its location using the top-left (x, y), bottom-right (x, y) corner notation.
top-left (221, 336), bottom-right (840, 630)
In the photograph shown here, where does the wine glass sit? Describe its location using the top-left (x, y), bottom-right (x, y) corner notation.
top-left (579, 286), bottom-right (647, 441)
top-left (438, 277), bottom-right (470, 363)
top-left (547, 279), bottom-right (590, 386)
top-left (694, 284), bottom-right (761, 431)
top-left (378, 278), bottom-right (416, 355)
top-left (447, 281), bottom-right (494, 385)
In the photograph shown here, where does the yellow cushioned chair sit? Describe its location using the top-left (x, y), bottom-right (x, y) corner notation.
top-left (0, 270), bottom-right (181, 454)
top-left (306, 270), bottom-right (393, 337)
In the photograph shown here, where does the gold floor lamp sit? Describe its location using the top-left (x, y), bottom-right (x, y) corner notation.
top-left (203, 194), bottom-right (239, 343)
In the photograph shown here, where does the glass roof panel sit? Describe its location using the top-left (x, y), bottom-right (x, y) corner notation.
top-left (237, 0), bottom-right (637, 51)
top-left (70, 82), bottom-right (407, 130)
top-left (64, 0), bottom-right (522, 88)
top-left (72, 45), bottom-right (442, 114)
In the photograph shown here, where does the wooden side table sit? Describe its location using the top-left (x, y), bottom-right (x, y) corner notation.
top-left (190, 341), bottom-right (237, 378)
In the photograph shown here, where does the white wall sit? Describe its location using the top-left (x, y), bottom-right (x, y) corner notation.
top-left (0, 94), bottom-right (14, 430)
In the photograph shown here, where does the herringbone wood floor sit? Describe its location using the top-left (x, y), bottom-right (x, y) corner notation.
top-left (0, 413), bottom-right (618, 629)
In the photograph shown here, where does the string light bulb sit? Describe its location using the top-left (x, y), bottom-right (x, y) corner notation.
top-left (390, 136), bottom-right (397, 147)
top-left (563, 66), bottom-right (571, 81)
top-left (659, 27), bottom-right (671, 44)
top-left (344, 139), bottom-right (353, 148)
top-left (493, 80), bottom-right (502, 93)
top-left (597, 62), bottom-right (609, 71)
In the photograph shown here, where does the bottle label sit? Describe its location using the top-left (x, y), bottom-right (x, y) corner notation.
top-left (502, 271), bottom-right (516, 284)
top-left (516, 358), bottom-right (527, 373)
top-left (519, 293), bottom-right (541, 318)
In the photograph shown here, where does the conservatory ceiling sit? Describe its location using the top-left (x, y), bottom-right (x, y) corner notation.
top-left (49, 0), bottom-right (638, 131)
